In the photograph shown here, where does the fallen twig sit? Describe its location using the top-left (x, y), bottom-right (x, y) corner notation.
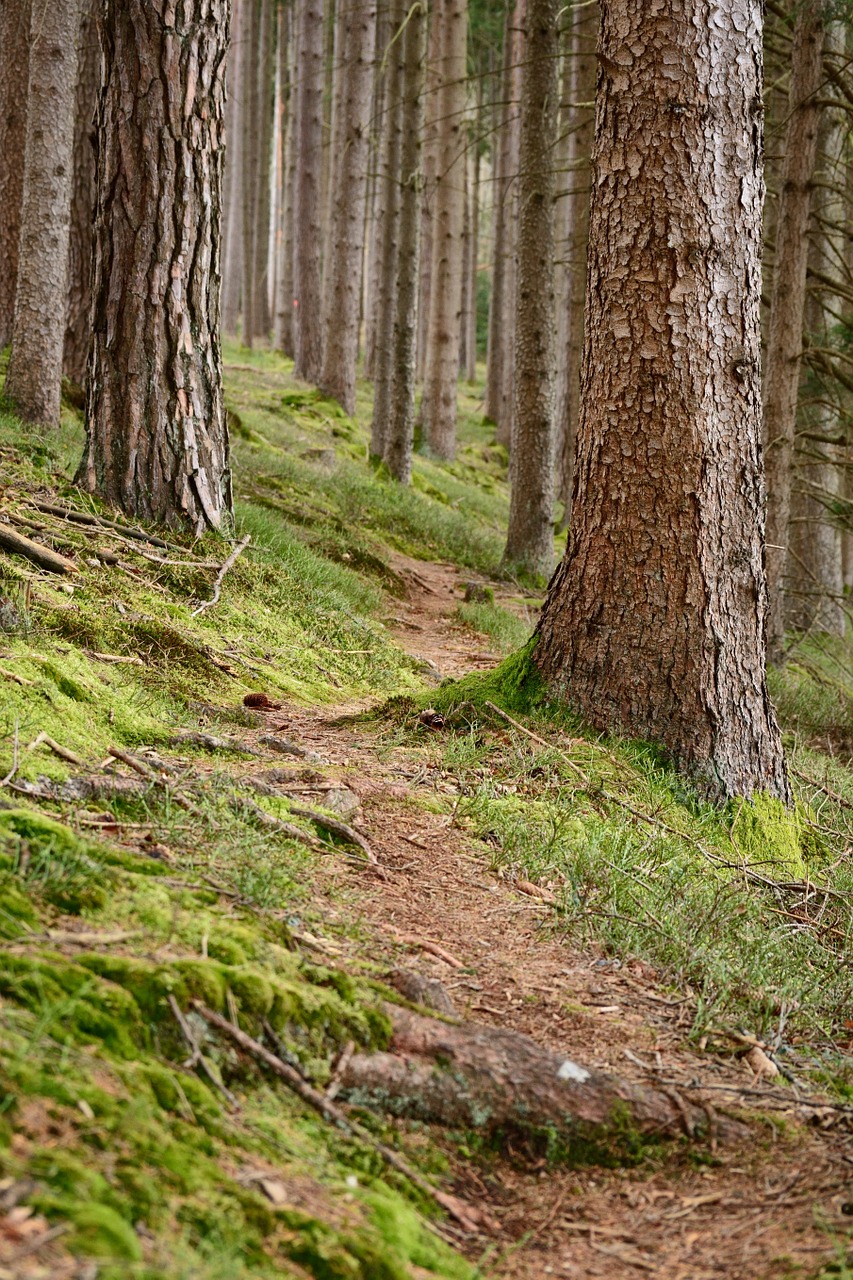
top-left (192, 535), bottom-right (251, 616)
top-left (0, 523), bottom-right (78, 575)
top-left (171, 731), bottom-right (263, 757)
top-left (168, 994), bottom-right (239, 1108)
top-left (288, 804), bottom-right (375, 862)
top-left (27, 500), bottom-right (174, 549)
top-left (1, 720), bottom-right (20, 788)
top-left (26, 731), bottom-right (85, 767)
top-left (191, 1000), bottom-right (493, 1234)
top-left (90, 651), bottom-right (144, 665)
top-left (394, 932), bottom-right (465, 969)
top-left (0, 665), bottom-right (35, 687)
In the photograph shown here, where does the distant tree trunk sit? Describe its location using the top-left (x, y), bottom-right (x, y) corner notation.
top-left (534, 0), bottom-right (789, 802)
top-left (494, 0), bottom-right (524, 450)
top-left (415, 8), bottom-right (443, 382)
top-left (5, 0), bottom-right (82, 425)
top-left (221, 0), bottom-right (244, 336)
top-left (383, 0), bottom-right (426, 483)
top-left (362, 0), bottom-right (391, 379)
top-left (240, 0), bottom-right (259, 345)
top-left (76, 0), bottom-right (232, 533)
top-left (763, 0), bottom-right (824, 661)
top-left (369, 0), bottom-right (405, 456)
top-left (788, 18), bottom-right (846, 638)
top-left (465, 119), bottom-right (480, 384)
top-left (0, 0), bottom-right (30, 351)
top-left (251, 0), bottom-right (275, 340)
top-left (63, 0), bottom-right (100, 387)
top-left (319, 0), bottom-right (375, 414)
top-left (273, 0), bottom-right (294, 354)
top-left (420, 0), bottom-right (468, 460)
top-left (502, 0), bottom-right (558, 577)
top-left (292, 0), bottom-right (325, 382)
top-left (320, 0), bottom-right (337, 271)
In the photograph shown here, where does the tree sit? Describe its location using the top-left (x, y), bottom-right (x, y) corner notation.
top-left (420, 0), bottom-right (468, 460)
top-left (64, 0), bottom-right (100, 387)
top-left (502, 0), bottom-right (558, 577)
top-left (221, 0), bottom-right (244, 337)
top-left (76, 0), bottom-right (232, 533)
top-left (320, 0), bottom-right (376, 415)
top-left (534, 0), bottom-right (789, 802)
top-left (292, 0), bottom-right (325, 381)
top-left (0, 0), bottom-right (31, 351)
top-left (239, 0), bottom-right (259, 346)
top-left (383, 0), bottom-right (427, 483)
top-left (251, 0), bottom-right (275, 340)
top-left (763, 0), bottom-right (824, 659)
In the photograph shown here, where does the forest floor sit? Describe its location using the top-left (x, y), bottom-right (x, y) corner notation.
top-left (2, 347), bottom-right (853, 1278)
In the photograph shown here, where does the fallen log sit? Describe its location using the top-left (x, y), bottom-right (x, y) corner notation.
top-left (340, 1007), bottom-right (746, 1156)
top-left (0, 524), bottom-right (78, 575)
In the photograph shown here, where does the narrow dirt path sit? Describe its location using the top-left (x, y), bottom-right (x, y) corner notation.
top-left (244, 559), bottom-right (851, 1278)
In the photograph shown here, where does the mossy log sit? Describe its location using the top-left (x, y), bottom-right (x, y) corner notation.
top-left (340, 1007), bottom-right (746, 1158)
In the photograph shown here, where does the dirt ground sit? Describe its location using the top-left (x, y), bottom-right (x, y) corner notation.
top-left (255, 552), bottom-right (853, 1279)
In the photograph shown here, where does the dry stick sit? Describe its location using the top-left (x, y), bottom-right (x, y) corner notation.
top-left (192, 535), bottom-right (251, 617)
top-left (105, 748), bottom-right (202, 816)
top-left (0, 666), bottom-right (35, 687)
top-left (0, 523), bottom-right (78, 575)
top-left (26, 731), bottom-right (85, 767)
top-left (191, 1001), bottom-right (491, 1234)
top-left (168, 994), bottom-right (239, 1109)
top-left (792, 767), bottom-right (853, 813)
top-left (27, 499), bottom-right (174, 549)
top-left (288, 804), bottom-right (376, 862)
top-left (0, 721), bottom-right (20, 789)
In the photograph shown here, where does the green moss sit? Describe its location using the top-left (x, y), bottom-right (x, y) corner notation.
top-left (730, 793), bottom-right (808, 879)
top-left (429, 637), bottom-right (543, 716)
top-left (63, 1202), bottom-right (143, 1261)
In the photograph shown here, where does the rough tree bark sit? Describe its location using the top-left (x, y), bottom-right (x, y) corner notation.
top-left (0, 0), bottom-right (30, 352)
top-left (362, 0), bottom-right (391, 379)
top-left (415, 7), bottom-right (444, 382)
top-left (420, 0), bottom-right (468, 460)
top-left (292, 0), bottom-right (325, 382)
top-left (76, 0), bottom-right (233, 533)
top-left (251, 0), bottom-right (275, 340)
top-left (502, 0), bottom-right (559, 577)
top-left (221, 0), bottom-right (244, 336)
top-left (369, 0), bottom-right (405, 456)
top-left (483, 5), bottom-right (514, 427)
top-left (63, 0), bottom-right (100, 387)
top-left (763, 0), bottom-right (824, 661)
top-left (534, 0), bottom-right (790, 802)
top-left (383, 0), bottom-right (427, 483)
top-left (240, 0), bottom-right (259, 346)
top-left (274, 1), bottom-right (297, 357)
top-left (5, 0), bottom-right (82, 425)
top-left (320, 0), bottom-right (376, 415)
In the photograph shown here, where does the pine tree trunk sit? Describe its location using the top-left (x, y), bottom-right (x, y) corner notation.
top-left (420, 0), bottom-right (468, 460)
top-left (483, 7), bottom-right (513, 426)
top-left (415, 8), bottom-right (444, 382)
top-left (763, 0), bottom-right (824, 660)
top-left (465, 119), bottom-right (480, 385)
top-left (251, 0), bottom-right (275, 341)
top-left (502, 0), bottom-right (558, 578)
top-left (272, 0), bottom-right (293, 353)
top-left (292, 0), bottom-right (325, 382)
top-left (275, 3), bottom-right (297, 357)
top-left (319, 0), bottom-right (376, 415)
top-left (534, 0), bottom-right (789, 803)
top-left (240, 0), bottom-right (259, 346)
top-left (382, 0), bottom-right (426, 484)
top-left (369, 0), bottom-right (405, 456)
top-left (0, 0), bottom-right (30, 351)
top-left (221, 0), bottom-right (244, 336)
top-left (494, 0), bottom-right (524, 450)
top-left (76, 0), bottom-right (232, 534)
top-left (5, 0), bottom-right (82, 425)
top-left (362, 0), bottom-right (390, 379)
top-left (63, 0), bottom-right (100, 388)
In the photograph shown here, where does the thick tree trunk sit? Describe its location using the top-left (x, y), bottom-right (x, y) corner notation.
top-left (369, 0), bottom-right (405, 456)
top-left (292, 0), bottom-right (325, 382)
top-left (76, 0), bottom-right (233, 534)
top-left (251, 0), bottom-right (276, 341)
top-left (221, 0), bottom-right (244, 337)
top-left (5, 0), bottom-right (82, 425)
top-left (763, 1), bottom-right (824, 661)
top-left (341, 1006), bottom-right (745, 1150)
top-left (420, 0), bottom-right (468, 460)
top-left (63, 0), bottom-right (100, 388)
top-left (534, 0), bottom-right (789, 803)
top-left (319, 0), bottom-right (376, 415)
top-left (382, 0), bottom-right (427, 484)
top-left (0, 0), bottom-right (30, 352)
top-left (240, 0), bottom-right (259, 346)
top-left (502, 0), bottom-right (558, 578)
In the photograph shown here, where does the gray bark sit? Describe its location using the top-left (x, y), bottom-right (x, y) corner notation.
top-left (221, 0), bottom-right (244, 336)
top-left (274, 1), bottom-right (297, 357)
top-left (251, 0), bottom-right (276, 340)
top-left (534, 0), bottom-right (789, 802)
top-left (0, 0), bottom-right (30, 351)
top-left (240, 0), bottom-right (259, 345)
top-left (76, 0), bottom-right (232, 533)
top-left (5, 0), bottom-right (82, 425)
top-left (502, 0), bottom-right (559, 578)
top-left (292, 0), bottom-right (325, 382)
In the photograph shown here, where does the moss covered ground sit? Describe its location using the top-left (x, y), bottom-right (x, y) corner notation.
top-left (1, 346), bottom-right (853, 1274)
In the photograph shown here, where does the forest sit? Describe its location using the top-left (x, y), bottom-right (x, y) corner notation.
top-left (2, 0), bottom-right (853, 1276)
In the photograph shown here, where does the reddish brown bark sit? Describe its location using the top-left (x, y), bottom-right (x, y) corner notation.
top-left (63, 0), bottom-right (100, 386)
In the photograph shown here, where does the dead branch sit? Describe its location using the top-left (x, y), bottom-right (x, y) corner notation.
top-left (191, 1000), bottom-right (494, 1234)
top-left (27, 500), bottom-right (174, 549)
top-left (167, 994), bottom-right (239, 1108)
top-left (288, 804), bottom-right (375, 862)
top-left (170, 731), bottom-right (263, 756)
top-left (191, 535), bottom-right (251, 616)
top-left (0, 523), bottom-right (78, 575)
top-left (0, 666), bottom-right (36, 687)
top-left (26, 731), bottom-right (85, 767)
top-left (1, 721), bottom-right (20, 788)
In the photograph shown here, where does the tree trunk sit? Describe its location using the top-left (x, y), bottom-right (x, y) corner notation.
top-left (5, 0), bottom-right (82, 425)
top-left (221, 0), bottom-right (244, 336)
top-left (319, 0), bottom-right (376, 415)
top-left (382, 0), bottom-right (427, 484)
top-left (251, 0), bottom-right (276, 341)
top-left (240, 0), bottom-right (259, 345)
top-left (763, 1), bottom-right (824, 661)
top-left (415, 7), bottom-right (444, 383)
top-left (63, 0), bottom-right (100, 388)
top-left (274, 1), bottom-right (297, 357)
top-left (369, 0), bottom-right (405, 456)
top-left (292, 0), bottom-right (325, 382)
top-left (533, 0), bottom-right (789, 803)
top-left (420, 0), bottom-right (468, 461)
top-left (362, 0), bottom-right (390, 379)
top-left (0, 0), bottom-right (30, 351)
top-left (483, 5), bottom-right (514, 427)
top-left (502, 0), bottom-right (558, 578)
top-left (465, 112), bottom-right (480, 385)
top-left (76, 0), bottom-right (233, 534)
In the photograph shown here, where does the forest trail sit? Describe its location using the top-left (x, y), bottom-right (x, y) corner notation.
top-left (222, 558), bottom-right (852, 1279)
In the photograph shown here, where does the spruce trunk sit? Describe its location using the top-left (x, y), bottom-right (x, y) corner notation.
top-left (292, 0), bottom-right (325, 382)
top-left (63, 0), bottom-right (100, 387)
top-left (0, 0), bottom-right (30, 351)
